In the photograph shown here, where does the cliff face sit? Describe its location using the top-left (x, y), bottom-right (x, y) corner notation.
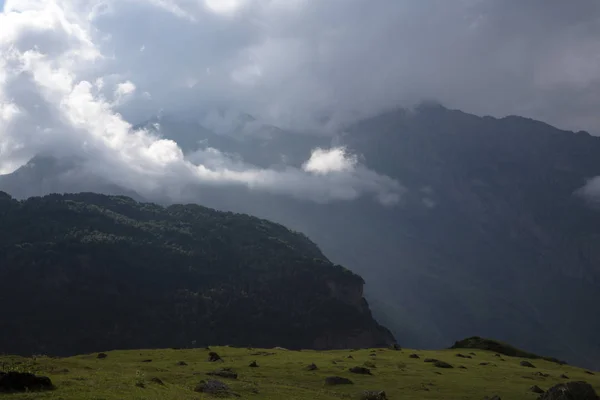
top-left (0, 192), bottom-right (393, 356)
top-left (317, 280), bottom-right (396, 349)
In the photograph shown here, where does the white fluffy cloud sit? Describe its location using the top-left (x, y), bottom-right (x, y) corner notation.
top-left (0, 0), bottom-right (401, 204)
top-left (303, 147), bottom-right (356, 175)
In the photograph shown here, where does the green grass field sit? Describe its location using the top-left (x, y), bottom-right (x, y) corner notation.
top-left (1, 346), bottom-right (598, 399)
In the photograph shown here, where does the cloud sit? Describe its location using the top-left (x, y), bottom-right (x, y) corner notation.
top-left (577, 177), bottom-right (600, 206)
top-left (303, 147), bottom-right (356, 175)
top-left (95, 0), bottom-right (600, 133)
top-left (2, 0), bottom-right (600, 204)
top-left (4, 0), bottom-right (600, 133)
top-left (0, 0), bottom-right (402, 205)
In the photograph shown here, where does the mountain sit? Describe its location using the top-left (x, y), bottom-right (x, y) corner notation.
top-left (137, 113), bottom-right (332, 168)
top-left (334, 105), bottom-right (600, 367)
top-left (2, 105), bottom-right (600, 368)
top-left (0, 155), bottom-right (144, 201)
top-left (0, 192), bottom-right (394, 356)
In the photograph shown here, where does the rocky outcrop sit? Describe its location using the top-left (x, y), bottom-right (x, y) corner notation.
top-left (539, 381), bottom-right (599, 400)
top-left (0, 372), bottom-right (53, 393)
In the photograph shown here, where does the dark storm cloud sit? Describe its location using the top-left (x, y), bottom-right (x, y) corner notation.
top-left (1, 0), bottom-right (600, 202)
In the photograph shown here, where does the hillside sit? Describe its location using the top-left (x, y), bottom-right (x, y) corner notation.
top-left (0, 192), bottom-right (394, 356)
top-left (1, 345), bottom-right (598, 399)
top-left (3, 105), bottom-right (600, 368)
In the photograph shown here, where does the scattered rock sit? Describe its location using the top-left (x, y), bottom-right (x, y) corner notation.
top-left (480, 362), bottom-right (491, 366)
top-left (390, 344), bottom-right (401, 351)
top-left (560, 374), bottom-right (569, 379)
top-left (0, 372), bottom-right (54, 393)
top-left (364, 361), bottom-right (377, 369)
top-left (530, 385), bottom-right (545, 394)
top-left (434, 371), bottom-right (442, 375)
top-left (208, 352), bottom-right (223, 362)
top-left (135, 382), bottom-right (145, 388)
top-left (483, 396), bottom-right (501, 400)
top-left (141, 359), bottom-right (152, 363)
top-left (534, 372), bottom-right (550, 378)
top-left (520, 361), bottom-right (536, 368)
top-left (347, 355), bottom-right (354, 359)
top-left (499, 358), bottom-right (506, 361)
top-left (424, 358), bottom-right (438, 363)
top-left (325, 376), bottom-right (354, 385)
top-left (177, 361), bottom-right (187, 366)
top-left (249, 361), bottom-right (258, 368)
top-left (494, 354), bottom-right (501, 357)
top-left (207, 369), bottom-right (238, 379)
top-left (456, 354), bottom-right (472, 359)
top-left (434, 361), bottom-right (453, 369)
top-left (150, 377), bottom-right (164, 385)
top-left (586, 371), bottom-right (596, 375)
top-left (369, 353), bottom-right (377, 357)
top-left (409, 354), bottom-right (420, 359)
top-left (306, 363), bottom-right (318, 371)
top-left (195, 379), bottom-right (233, 396)
top-left (349, 366), bottom-right (372, 375)
top-left (469, 352), bottom-right (476, 356)
top-left (539, 381), bottom-right (600, 400)
top-left (459, 365), bottom-right (468, 369)
top-left (361, 390), bottom-right (388, 400)
top-left (97, 353), bottom-right (107, 359)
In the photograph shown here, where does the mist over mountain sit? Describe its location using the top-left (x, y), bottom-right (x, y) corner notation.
top-left (3, 104), bottom-right (600, 369)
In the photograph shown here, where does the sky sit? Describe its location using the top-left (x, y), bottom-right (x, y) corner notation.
top-left (1, 0), bottom-right (600, 203)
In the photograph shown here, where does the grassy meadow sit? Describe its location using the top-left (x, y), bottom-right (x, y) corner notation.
top-left (1, 346), bottom-right (598, 399)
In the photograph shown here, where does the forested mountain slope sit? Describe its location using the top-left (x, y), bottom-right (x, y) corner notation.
top-left (0, 192), bottom-right (394, 356)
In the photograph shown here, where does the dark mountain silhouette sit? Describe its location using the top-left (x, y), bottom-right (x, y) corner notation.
top-left (2, 105), bottom-right (600, 368)
top-left (0, 192), bottom-right (394, 356)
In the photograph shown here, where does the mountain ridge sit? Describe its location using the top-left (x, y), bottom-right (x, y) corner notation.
top-left (0, 191), bottom-right (394, 356)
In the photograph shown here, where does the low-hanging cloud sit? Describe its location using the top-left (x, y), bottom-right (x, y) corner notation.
top-left (0, 0), bottom-right (402, 204)
top-left (2, 0), bottom-right (600, 204)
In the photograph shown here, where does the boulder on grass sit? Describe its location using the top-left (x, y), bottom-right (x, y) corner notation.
top-left (349, 366), bottom-right (372, 375)
top-left (538, 381), bottom-right (599, 400)
top-left (194, 379), bottom-right (232, 395)
top-left (520, 361), bottom-right (536, 368)
top-left (361, 390), bottom-right (388, 400)
top-left (434, 361), bottom-right (453, 369)
top-left (0, 372), bottom-right (53, 393)
top-left (325, 376), bottom-right (353, 385)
